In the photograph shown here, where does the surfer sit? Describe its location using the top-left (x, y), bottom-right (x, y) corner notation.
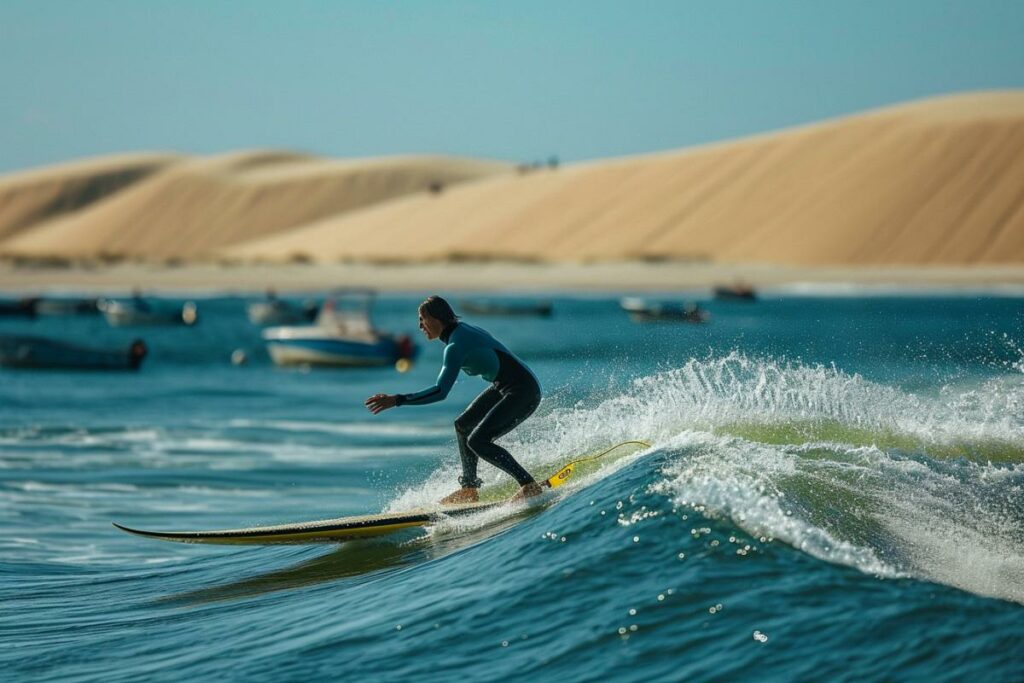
top-left (365, 296), bottom-right (544, 504)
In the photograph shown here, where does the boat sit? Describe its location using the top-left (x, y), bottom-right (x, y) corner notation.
top-left (263, 289), bottom-right (418, 368)
top-left (99, 298), bottom-right (198, 326)
top-left (459, 299), bottom-right (554, 317)
top-left (0, 335), bottom-right (147, 370)
top-left (34, 297), bottom-right (101, 316)
top-left (620, 297), bottom-right (710, 324)
top-left (247, 298), bottom-right (318, 326)
top-left (713, 283), bottom-right (757, 302)
top-left (0, 297), bottom-right (38, 318)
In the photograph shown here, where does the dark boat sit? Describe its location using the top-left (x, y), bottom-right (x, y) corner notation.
top-left (620, 298), bottom-right (709, 324)
top-left (99, 299), bottom-right (198, 326)
top-left (0, 298), bottom-right (39, 318)
top-left (33, 297), bottom-right (101, 316)
top-left (712, 283), bottom-right (757, 302)
top-left (459, 300), bottom-right (554, 317)
top-left (247, 298), bottom-right (319, 326)
top-left (0, 335), bottom-right (147, 370)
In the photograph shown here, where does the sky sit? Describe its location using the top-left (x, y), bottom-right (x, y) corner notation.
top-left (1, 0), bottom-right (1022, 173)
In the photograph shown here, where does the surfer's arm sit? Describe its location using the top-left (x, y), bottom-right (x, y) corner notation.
top-left (396, 343), bottom-right (464, 406)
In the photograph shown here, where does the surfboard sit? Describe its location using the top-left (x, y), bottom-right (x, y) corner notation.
top-left (113, 440), bottom-right (650, 546)
top-left (113, 500), bottom-right (504, 545)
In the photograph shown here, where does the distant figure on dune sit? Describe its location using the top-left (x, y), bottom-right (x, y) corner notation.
top-left (365, 296), bottom-right (543, 503)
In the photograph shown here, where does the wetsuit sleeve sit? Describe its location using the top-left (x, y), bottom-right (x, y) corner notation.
top-left (396, 343), bottom-right (465, 406)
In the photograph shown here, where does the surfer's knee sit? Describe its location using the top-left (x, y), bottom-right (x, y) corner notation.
top-left (465, 427), bottom-right (494, 456)
top-left (454, 414), bottom-right (476, 438)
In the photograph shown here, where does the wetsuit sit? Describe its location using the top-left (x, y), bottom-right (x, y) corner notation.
top-left (395, 322), bottom-right (541, 488)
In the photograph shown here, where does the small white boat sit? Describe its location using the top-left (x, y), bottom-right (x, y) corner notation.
top-left (0, 335), bottom-right (147, 371)
top-left (34, 297), bottom-right (100, 316)
top-left (459, 299), bottom-right (553, 317)
top-left (247, 299), bottom-right (318, 326)
top-left (620, 297), bottom-right (709, 324)
top-left (99, 299), bottom-right (198, 327)
top-left (263, 290), bottom-right (417, 368)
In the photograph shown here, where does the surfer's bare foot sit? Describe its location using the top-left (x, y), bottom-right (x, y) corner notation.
top-left (511, 481), bottom-right (543, 501)
top-left (440, 487), bottom-right (479, 504)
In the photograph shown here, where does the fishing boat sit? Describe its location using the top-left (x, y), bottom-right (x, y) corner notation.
top-left (99, 298), bottom-right (198, 327)
top-left (0, 335), bottom-right (147, 371)
top-left (247, 298), bottom-right (318, 326)
top-left (263, 290), bottom-right (418, 368)
top-left (620, 297), bottom-right (710, 324)
top-left (0, 297), bottom-right (38, 318)
top-left (459, 299), bottom-right (554, 317)
top-left (712, 283), bottom-right (757, 302)
top-left (34, 297), bottom-right (101, 316)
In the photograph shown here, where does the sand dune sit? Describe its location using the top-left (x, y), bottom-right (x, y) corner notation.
top-left (2, 91), bottom-right (1021, 267)
top-left (0, 152), bottom-right (509, 260)
top-left (225, 91), bottom-right (1024, 266)
top-left (0, 153), bottom-right (181, 244)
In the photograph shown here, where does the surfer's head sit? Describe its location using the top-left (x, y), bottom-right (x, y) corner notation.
top-left (418, 295), bottom-right (458, 341)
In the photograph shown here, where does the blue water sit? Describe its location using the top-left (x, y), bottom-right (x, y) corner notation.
top-left (2, 292), bottom-right (1023, 682)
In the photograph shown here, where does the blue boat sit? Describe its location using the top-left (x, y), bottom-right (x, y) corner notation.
top-left (0, 335), bottom-right (147, 371)
top-left (263, 290), bottom-right (417, 368)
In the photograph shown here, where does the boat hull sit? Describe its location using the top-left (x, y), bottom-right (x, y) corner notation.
top-left (264, 335), bottom-right (403, 367)
top-left (0, 336), bottom-right (145, 371)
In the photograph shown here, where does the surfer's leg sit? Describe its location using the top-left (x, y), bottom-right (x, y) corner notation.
top-left (453, 387), bottom-right (502, 488)
top-left (466, 390), bottom-right (541, 487)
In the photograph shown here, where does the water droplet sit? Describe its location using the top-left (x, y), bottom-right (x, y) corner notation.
top-left (396, 624), bottom-right (402, 631)
top-left (633, 536), bottom-right (639, 543)
top-left (629, 608), bottom-right (637, 616)
top-left (560, 536), bottom-right (567, 542)
top-left (618, 627), bottom-right (627, 635)
top-left (629, 625), bottom-right (638, 632)
top-left (657, 594), bottom-right (665, 601)
top-left (502, 640), bottom-right (509, 647)
top-left (677, 552), bottom-right (686, 560)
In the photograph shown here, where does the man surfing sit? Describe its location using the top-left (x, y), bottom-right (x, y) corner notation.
top-left (365, 296), bottom-right (543, 503)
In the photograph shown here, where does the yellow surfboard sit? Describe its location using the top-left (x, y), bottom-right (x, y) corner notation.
top-left (114, 440), bottom-right (649, 545)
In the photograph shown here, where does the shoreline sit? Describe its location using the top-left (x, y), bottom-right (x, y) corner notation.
top-left (1, 261), bottom-right (1023, 295)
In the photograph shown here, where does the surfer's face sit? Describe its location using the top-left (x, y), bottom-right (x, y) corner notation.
top-left (418, 311), bottom-right (444, 340)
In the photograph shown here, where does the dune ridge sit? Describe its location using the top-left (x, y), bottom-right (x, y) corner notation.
top-left (0, 153), bottom-right (181, 243)
top-left (226, 91), bottom-right (1024, 266)
top-left (0, 152), bottom-right (509, 260)
top-left (2, 91), bottom-right (1022, 266)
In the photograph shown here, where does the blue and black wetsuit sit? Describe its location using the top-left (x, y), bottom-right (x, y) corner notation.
top-left (396, 322), bottom-right (540, 488)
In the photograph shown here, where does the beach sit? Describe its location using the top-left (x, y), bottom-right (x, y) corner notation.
top-left (2, 261), bottom-right (1023, 294)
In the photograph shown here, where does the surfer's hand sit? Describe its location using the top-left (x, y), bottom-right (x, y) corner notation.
top-left (365, 393), bottom-right (398, 414)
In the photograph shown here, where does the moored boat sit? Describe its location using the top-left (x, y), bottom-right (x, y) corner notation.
top-left (459, 299), bottom-right (554, 317)
top-left (34, 297), bottom-right (101, 316)
top-left (99, 299), bottom-right (198, 326)
top-left (247, 299), bottom-right (318, 326)
top-left (0, 335), bottom-right (147, 370)
top-left (0, 297), bottom-right (39, 318)
top-left (713, 283), bottom-right (757, 302)
top-left (620, 297), bottom-right (709, 324)
top-left (263, 290), bottom-right (417, 368)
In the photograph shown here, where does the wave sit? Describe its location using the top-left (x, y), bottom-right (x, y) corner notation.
top-left (393, 353), bottom-right (1024, 604)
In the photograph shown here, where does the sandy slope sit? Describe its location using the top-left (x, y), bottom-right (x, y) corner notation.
top-left (225, 91), bottom-right (1024, 266)
top-left (0, 153), bottom-right (181, 243)
top-left (0, 152), bottom-right (510, 259)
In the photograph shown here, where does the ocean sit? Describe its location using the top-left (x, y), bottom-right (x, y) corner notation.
top-left (1, 290), bottom-right (1022, 682)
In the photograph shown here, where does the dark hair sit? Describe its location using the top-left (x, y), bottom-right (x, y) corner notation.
top-left (419, 295), bottom-right (459, 325)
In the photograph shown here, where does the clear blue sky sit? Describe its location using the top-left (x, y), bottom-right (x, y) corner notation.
top-left (1, 1), bottom-right (1022, 173)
